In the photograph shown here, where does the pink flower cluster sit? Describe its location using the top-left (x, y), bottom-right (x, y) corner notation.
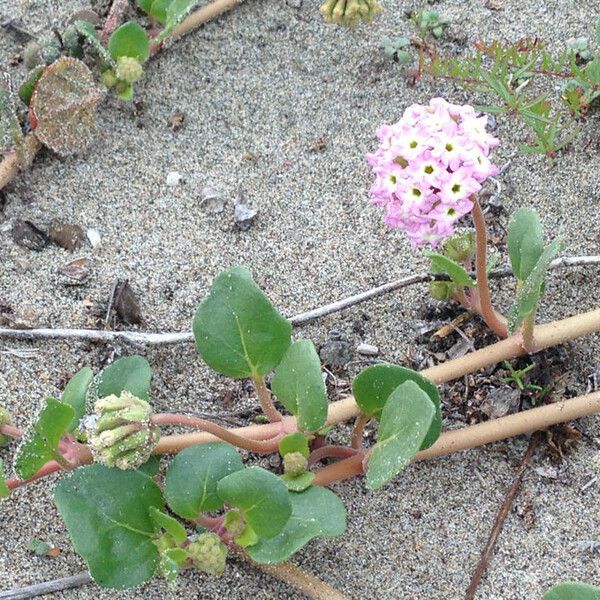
top-left (367, 98), bottom-right (499, 247)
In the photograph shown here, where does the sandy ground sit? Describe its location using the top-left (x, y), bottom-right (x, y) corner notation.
top-left (0, 0), bottom-right (599, 598)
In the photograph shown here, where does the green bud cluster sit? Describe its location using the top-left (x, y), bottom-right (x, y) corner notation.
top-left (0, 406), bottom-right (13, 447)
top-left (320, 0), bottom-right (382, 27)
top-left (442, 232), bottom-right (476, 263)
top-left (90, 391), bottom-right (160, 470)
top-left (283, 451), bottom-right (308, 477)
top-left (116, 56), bottom-right (144, 84)
top-left (428, 280), bottom-right (453, 301)
top-left (187, 533), bottom-right (228, 576)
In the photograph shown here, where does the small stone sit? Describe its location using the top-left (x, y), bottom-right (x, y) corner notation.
top-left (357, 343), bottom-right (379, 356)
top-left (319, 330), bottom-right (354, 369)
top-left (234, 194), bottom-right (258, 231)
top-left (59, 257), bottom-right (92, 285)
top-left (479, 386), bottom-right (521, 419)
top-left (166, 171), bottom-right (182, 187)
top-left (12, 219), bottom-right (49, 251)
top-left (200, 186), bottom-right (226, 213)
top-left (48, 219), bottom-right (85, 251)
top-left (87, 228), bottom-right (101, 248)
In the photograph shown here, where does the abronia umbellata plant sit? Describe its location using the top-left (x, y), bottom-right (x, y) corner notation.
top-left (0, 99), bottom-right (597, 598)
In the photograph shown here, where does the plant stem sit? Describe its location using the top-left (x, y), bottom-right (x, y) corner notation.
top-left (471, 197), bottom-right (509, 338)
top-left (0, 424), bottom-right (23, 438)
top-left (314, 391), bottom-right (600, 487)
top-left (154, 307), bottom-right (600, 454)
top-left (171, 0), bottom-right (243, 39)
top-left (308, 445), bottom-right (362, 466)
top-left (521, 311), bottom-right (536, 352)
top-left (237, 552), bottom-right (351, 600)
top-left (6, 460), bottom-right (63, 491)
top-left (151, 413), bottom-right (283, 453)
top-left (252, 376), bottom-right (283, 422)
top-left (350, 413), bottom-right (369, 449)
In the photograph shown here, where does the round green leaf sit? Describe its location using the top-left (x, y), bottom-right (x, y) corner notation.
top-left (279, 432), bottom-right (310, 458)
top-left (271, 340), bottom-right (328, 432)
top-left (542, 582), bottom-right (600, 600)
top-left (281, 472), bottom-right (315, 492)
top-left (193, 267), bottom-right (292, 378)
top-left (149, 507), bottom-right (187, 544)
top-left (217, 467), bottom-right (292, 539)
top-left (149, 0), bottom-right (171, 23)
top-left (165, 442), bottom-right (243, 519)
top-left (366, 381), bottom-right (436, 490)
top-left (108, 22), bottom-right (150, 62)
top-left (61, 367), bottom-right (93, 432)
top-left (54, 465), bottom-right (164, 588)
top-left (247, 486), bottom-right (346, 564)
top-left (352, 364), bottom-right (441, 449)
top-left (14, 397), bottom-right (74, 479)
top-left (137, 455), bottom-right (161, 477)
top-left (92, 355), bottom-right (152, 401)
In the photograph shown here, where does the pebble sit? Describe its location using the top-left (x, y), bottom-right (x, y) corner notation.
top-left (357, 343), bottom-right (379, 356)
top-left (166, 171), bottom-right (182, 187)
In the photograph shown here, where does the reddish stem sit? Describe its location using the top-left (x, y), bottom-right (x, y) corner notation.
top-left (6, 461), bottom-right (63, 491)
top-left (472, 198), bottom-right (509, 338)
top-left (350, 414), bottom-right (370, 449)
top-left (308, 445), bottom-right (361, 466)
top-left (151, 413), bottom-right (286, 454)
top-left (0, 424), bottom-right (23, 438)
top-left (253, 377), bottom-right (283, 423)
top-left (312, 453), bottom-right (366, 487)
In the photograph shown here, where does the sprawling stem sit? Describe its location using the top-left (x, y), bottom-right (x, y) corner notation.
top-left (252, 376), bottom-right (283, 422)
top-left (314, 391), bottom-right (600, 487)
top-left (308, 445), bottom-right (362, 466)
top-left (0, 424), bottom-right (23, 438)
top-left (6, 460), bottom-right (63, 491)
top-left (151, 413), bottom-right (285, 453)
top-left (350, 413), bottom-right (370, 449)
top-left (471, 197), bottom-right (509, 338)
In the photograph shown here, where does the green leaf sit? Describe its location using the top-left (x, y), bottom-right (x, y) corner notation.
top-left (217, 467), bottom-right (292, 539)
top-left (149, 507), bottom-right (187, 544)
top-left (149, 0), bottom-right (173, 23)
top-left (281, 472), bottom-right (315, 492)
top-left (61, 367), bottom-right (93, 432)
top-left (14, 398), bottom-right (74, 479)
top-left (247, 487), bottom-right (346, 564)
top-left (352, 364), bottom-right (441, 449)
top-left (137, 0), bottom-right (155, 14)
top-left (166, 0), bottom-right (197, 25)
top-left (137, 455), bottom-right (160, 477)
top-left (54, 465), bottom-right (164, 588)
top-left (193, 267), bottom-right (292, 379)
top-left (92, 355), bottom-right (152, 401)
top-left (74, 20), bottom-right (115, 66)
top-left (26, 538), bottom-right (53, 555)
top-left (542, 582), bottom-right (600, 600)
top-left (507, 239), bottom-right (561, 334)
top-left (108, 22), bottom-right (150, 62)
top-left (271, 340), bottom-right (328, 432)
top-left (0, 459), bottom-right (10, 498)
top-left (366, 381), bottom-right (436, 490)
top-left (425, 252), bottom-right (476, 287)
top-left (165, 442), bottom-right (243, 519)
top-left (279, 432), bottom-right (310, 458)
top-left (507, 208), bottom-right (544, 281)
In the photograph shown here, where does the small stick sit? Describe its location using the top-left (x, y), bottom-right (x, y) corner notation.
top-left (464, 433), bottom-right (541, 600)
top-left (0, 573), bottom-right (93, 600)
top-left (0, 256), bottom-right (597, 346)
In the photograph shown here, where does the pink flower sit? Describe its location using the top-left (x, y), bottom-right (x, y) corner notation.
top-left (367, 98), bottom-right (499, 247)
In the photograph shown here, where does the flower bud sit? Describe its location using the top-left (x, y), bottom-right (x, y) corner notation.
top-left (90, 391), bottom-right (159, 470)
top-left (223, 510), bottom-right (246, 539)
top-left (443, 232), bottom-right (476, 263)
top-left (321, 0), bottom-right (381, 26)
top-left (187, 533), bottom-right (228, 576)
top-left (0, 406), bottom-right (13, 447)
top-left (101, 69), bottom-right (117, 88)
top-left (116, 56), bottom-right (144, 84)
top-left (429, 281), bottom-right (453, 301)
top-left (283, 451), bottom-right (308, 477)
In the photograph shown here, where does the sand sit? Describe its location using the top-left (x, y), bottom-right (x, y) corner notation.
top-left (0, 0), bottom-right (599, 597)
